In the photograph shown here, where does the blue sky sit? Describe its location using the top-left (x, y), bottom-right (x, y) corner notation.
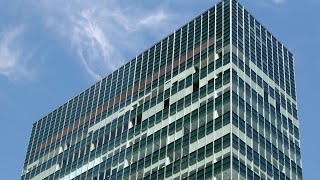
top-left (0, 0), bottom-right (319, 179)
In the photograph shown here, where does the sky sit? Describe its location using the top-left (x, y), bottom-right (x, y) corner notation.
top-left (0, 0), bottom-right (319, 179)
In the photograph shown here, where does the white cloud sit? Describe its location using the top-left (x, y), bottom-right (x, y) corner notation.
top-left (35, 1), bottom-right (174, 81)
top-left (0, 26), bottom-right (33, 81)
top-left (71, 9), bottom-right (115, 80)
top-left (139, 10), bottom-right (171, 28)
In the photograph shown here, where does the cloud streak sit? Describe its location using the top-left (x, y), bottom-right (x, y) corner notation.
top-left (0, 26), bottom-right (33, 81)
top-left (35, 1), bottom-right (175, 81)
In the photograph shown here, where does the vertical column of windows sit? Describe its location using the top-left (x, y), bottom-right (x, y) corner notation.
top-left (266, 32), bottom-right (273, 81)
top-left (91, 82), bottom-right (102, 113)
top-left (188, 16), bottom-right (199, 178)
top-left (256, 22), bottom-right (262, 70)
top-left (67, 92), bottom-right (85, 178)
top-left (261, 27), bottom-right (268, 76)
top-left (102, 75), bottom-right (112, 106)
top-left (272, 36), bottom-right (279, 86)
top-left (64, 86), bottom-right (92, 179)
top-left (36, 111), bottom-right (52, 148)
top-left (53, 100), bottom-right (73, 178)
top-left (174, 29), bottom-right (184, 178)
top-left (107, 68), bottom-right (125, 176)
top-left (22, 121), bottom-right (40, 179)
top-left (62, 96), bottom-right (82, 177)
top-left (120, 55), bottom-right (138, 178)
top-left (74, 92), bottom-right (83, 121)
top-left (97, 77), bottom-right (106, 106)
top-left (69, 96), bottom-right (79, 126)
top-left (55, 99), bottom-right (75, 174)
top-left (35, 110), bottom-right (55, 175)
top-left (139, 48), bottom-right (155, 179)
top-left (34, 108), bottom-right (57, 179)
top-left (288, 53), bottom-right (296, 101)
top-left (132, 50), bottom-right (147, 179)
top-left (60, 92), bottom-right (82, 179)
top-left (198, 11), bottom-right (208, 178)
top-left (160, 38), bottom-right (168, 72)
top-left (223, 0), bottom-right (230, 46)
top-left (86, 82), bottom-right (104, 179)
top-left (30, 114), bottom-right (49, 164)
top-left (24, 117), bottom-right (42, 179)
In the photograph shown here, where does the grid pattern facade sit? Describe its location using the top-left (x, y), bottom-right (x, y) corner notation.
top-left (230, 1), bottom-right (302, 179)
top-left (21, 0), bottom-right (303, 179)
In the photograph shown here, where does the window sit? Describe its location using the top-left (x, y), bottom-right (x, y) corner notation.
top-left (164, 98), bottom-right (170, 109)
top-left (193, 81), bottom-right (199, 92)
top-left (131, 114), bottom-right (142, 126)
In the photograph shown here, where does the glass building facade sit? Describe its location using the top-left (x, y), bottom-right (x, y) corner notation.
top-left (21, 0), bottom-right (303, 179)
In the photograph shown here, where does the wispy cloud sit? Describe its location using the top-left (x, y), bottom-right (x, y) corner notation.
top-left (71, 9), bottom-right (115, 80)
top-left (0, 26), bottom-right (34, 81)
top-left (137, 10), bottom-right (172, 29)
top-left (34, 1), bottom-right (175, 81)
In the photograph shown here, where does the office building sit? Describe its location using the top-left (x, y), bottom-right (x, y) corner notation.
top-left (21, 0), bottom-right (303, 179)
